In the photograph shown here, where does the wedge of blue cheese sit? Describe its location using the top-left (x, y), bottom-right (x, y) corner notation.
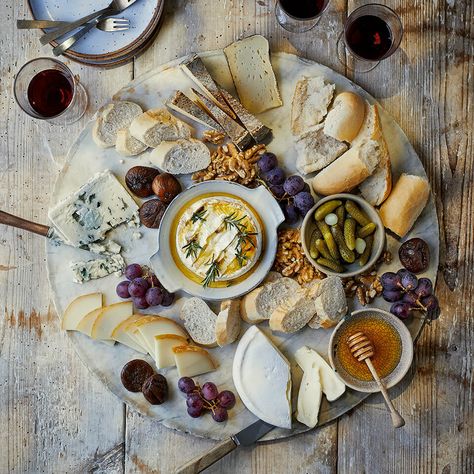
top-left (70, 254), bottom-right (125, 284)
top-left (48, 170), bottom-right (139, 247)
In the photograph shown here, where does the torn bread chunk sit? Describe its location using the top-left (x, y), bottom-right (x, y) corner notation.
top-left (191, 88), bottom-right (252, 150)
top-left (220, 88), bottom-right (271, 143)
top-left (115, 128), bottom-right (147, 157)
top-left (181, 55), bottom-right (236, 118)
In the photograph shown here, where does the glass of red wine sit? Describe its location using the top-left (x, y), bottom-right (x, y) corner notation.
top-left (276, 0), bottom-right (330, 33)
top-left (337, 4), bottom-right (403, 73)
top-left (14, 58), bottom-right (88, 125)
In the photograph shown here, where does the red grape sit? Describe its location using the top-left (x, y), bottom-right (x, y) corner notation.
top-left (257, 152), bottom-right (277, 173)
top-left (400, 271), bottom-right (418, 291)
top-left (294, 191), bottom-right (315, 216)
top-left (422, 295), bottom-right (439, 313)
top-left (178, 377), bottom-right (196, 394)
top-left (282, 202), bottom-right (299, 224)
top-left (187, 406), bottom-right (203, 418)
top-left (145, 287), bottom-right (164, 307)
top-left (217, 390), bottom-right (236, 409)
top-left (201, 382), bottom-right (218, 401)
top-left (380, 272), bottom-right (401, 290)
top-left (264, 167), bottom-right (285, 185)
top-left (390, 302), bottom-right (411, 319)
top-left (147, 273), bottom-right (161, 288)
top-left (212, 406), bottom-right (228, 422)
top-left (161, 290), bottom-right (175, 307)
top-left (415, 278), bottom-right (433, 298)
top-left (283, 175), bottom-right (305, 196)
top-left (125, 263), bottom-right (143, 281)
top-left (186, 393), bottom-right (204, 410)
top-left (402, 291), bottom-right (419, 306)
top-left (132, 296), bottom-right (149, 310)
top-left (270, 184), bottom-right (285, 199)
top-left (382, 289), bottom-right (403, 302)
top-left (129, 277), bottom-right (149, 297)
top-left (116, 281), bottom-right (130, 299)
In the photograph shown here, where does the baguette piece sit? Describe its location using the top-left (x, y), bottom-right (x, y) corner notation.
top-left (291, 76), bottom-right (335, 136)
top-left (181, 55), bottom-right (235, 118)
top-left (149, 138), bottom-right (211, 174)
top-left (129, 108), bottom-right (191, 148)
top-left (256, 278), bottom-right (301, 319)
top-left (308, 276), bottom-right (347, 329)
top-left (166, 90), bottom-right (222, 131)
top-left (180, 297), bottom-right (217, 347)
top-left (224, 35), bottom-right (282, 114)
top-left (93, 101), bottom-right (142, 148)
top-left (323, 92), bottom-right (365, 142)
top-left (240, 287), bottom-right (265, 324)
top-left (312, 139), bottom-right (380, 195)
top-left (220, 88), bottom-right (271, 143)
top-left (115, 128), bottom-right (147, 157)
top-left (215, 299), bottom-right (241, 347)
top-left (269, 291), bottom-right (316, 333)
top-left (295, 124), bottom-right (348, 175)
top-left (379, 174), bottom-right (430, 237)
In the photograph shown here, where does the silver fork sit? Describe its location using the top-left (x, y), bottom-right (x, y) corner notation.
top-left (17, 18), bottom-right (129, 32)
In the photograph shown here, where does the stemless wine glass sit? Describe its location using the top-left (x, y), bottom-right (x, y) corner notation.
top-left (337, 4), bottom-right (403, 73)
top-left (275, 0), bottom-right (330, 33)
top-left (14, 57), bottom-right (88, 125)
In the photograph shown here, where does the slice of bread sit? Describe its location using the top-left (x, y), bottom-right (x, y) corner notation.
top-left (379, 174), bottom-right (430, 237)
top-left (357, 105), bottom-right (392, 205)
top-left (115, 128), bottom-right (147, 157)
top-left (149, 138), bottom-right (211, 174)
top-left (291, 76), bottom-right (335, 136)
top-left (295, 124), bottom-right (348, 175)
top-left (308, 276), bottom-right (347, 329)
top-left (129, 108), bottom-right (191, 148)
top-left (264, 271), bottom-right (282, 284)
top-left (323, 92), bottom-right (366, 143)
top-left (93, 101), bottom-right (142, 148)
top-left (240, 287), bottom-right (265, 324)
top-left (256, 277), bottom-right (301, 319)
top-left (180, 297), bottom-right (217, 347)
top-left (224, 35), bottom-right (282, 114)
top-left (312, 139), bottom-right (381, 195)
top-left (269, 291), bottom-right (316, 333)
top-left (215, 299), bottom-right (241, 347)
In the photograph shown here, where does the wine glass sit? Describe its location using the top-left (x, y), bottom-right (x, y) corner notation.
top-left (275, 0), bottom-right (330, 33)
top-left (14, 57), bottom-right (88, 125)
top-left (337, 4), bottom-right (403, 73)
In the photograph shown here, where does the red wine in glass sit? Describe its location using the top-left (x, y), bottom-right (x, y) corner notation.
top-left (279, 0), bottom-right (326, 18)
top-left (346, 15), bottom-right (393, 61)
top-left (27, 69), bottom-right (74, 118)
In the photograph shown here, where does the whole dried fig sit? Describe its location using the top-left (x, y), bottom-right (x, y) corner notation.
top-left (139, 199), bottom-right (167, 228)
top-left (399, 238), bottom-right (430, 274)
top-left (125, 166), bottom-right (160, 198)
top-left (152, 173), bottom-right (182, 203)
top-left (121, 359), bottom-right (155, 393)
top-left (142, 373), bottom-right (168, 405)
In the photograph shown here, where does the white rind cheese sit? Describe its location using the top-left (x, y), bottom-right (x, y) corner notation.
top-left (233, 326), bottom-right (292, 429)
top-left (48, 170), bottom-right (139, 247)
top-left (296, 363), bottom-right (322, 428)
top-left (70, 254), bottom-right (125, 283)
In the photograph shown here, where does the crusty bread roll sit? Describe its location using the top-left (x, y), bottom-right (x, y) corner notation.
top-left (312, 139), bottom-right (380, 195)
top-left (215, 299), bottom-right (241, 347)
top-left (269, 290), bottom-right (315, 334)
top-left (240, 287), bottom-right (265, 324)
top-left (115, 128), bottom-right (147, 157)
top-left (379, 174), bottom-right (430, 237)
top-left (323, 92), bottom-right (365, 142)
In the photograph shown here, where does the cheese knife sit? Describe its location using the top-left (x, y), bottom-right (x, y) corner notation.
top-left (175, 419), bottom-right (274, 474)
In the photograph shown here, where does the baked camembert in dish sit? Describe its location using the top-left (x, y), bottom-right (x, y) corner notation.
top-left (174, 194), bottom-right (262, 287)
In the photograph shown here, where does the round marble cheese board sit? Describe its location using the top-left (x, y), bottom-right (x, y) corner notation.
top-left (46, 51), bottom-right (439, 441)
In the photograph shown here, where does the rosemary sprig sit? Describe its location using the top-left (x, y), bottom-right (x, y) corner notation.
top-left (182, 239), bottom-right (202, 259)
top-left (191, 208), bottom-right (207, 224)
top-left (235, 247), bottom-right (249, 267)
top-left (223, 212), bottom-right (247, 232)
top-left (202, 255), bottom-right (220, 287)
top-left (235, 229), bottom-right (257, 251)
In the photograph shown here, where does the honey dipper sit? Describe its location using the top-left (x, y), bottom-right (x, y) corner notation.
top-left (347, 331), bottom-right (405, 428)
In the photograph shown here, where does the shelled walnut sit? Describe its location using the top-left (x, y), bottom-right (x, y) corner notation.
top-left (342, 271), bottom-right (384, 306)
top-left (202, 129), bottom-right (226, 144)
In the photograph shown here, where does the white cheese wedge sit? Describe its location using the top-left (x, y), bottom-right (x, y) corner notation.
top-left (233, 326), bottom-right (292, 429)
top-left (91, 301), bottom-right (133, 340)
top-left (76, 307), bottom-right (103, 336)
top-left (110, 315), bottom-right (148, 354)
top-left (122, 315), bottom-right (157, 349)
top-left (296, 363), bottom-right (322, 428)
top-left (294, 346), bottom-right (346, 402)
top-left (62, 293), bottom-right (103, 330)
top-left (135, 316), bottom-right (188, 355)
top-left (154, 334), bottom-right (189, 369)
top-left (173, 345), bottom-right (217, 377)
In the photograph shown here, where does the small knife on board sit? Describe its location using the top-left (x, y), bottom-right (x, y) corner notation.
top-left (175, 419), bottom-right (274, 474)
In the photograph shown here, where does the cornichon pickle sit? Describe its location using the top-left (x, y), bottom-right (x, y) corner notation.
top-left (316, 239), bottom-right (333, 261)
top-left (331, 226), bottom-right (355, 263)
top-left (344, 218), bottom-right (356, 250)
top-left (309, 230), bottom-right (320, 259)
top-left (357, 222), bottom-right (376, 238)
top-left (345, 200), bottom-right (371, 226)
top-left (335, 205), bottom-right (345, 228)
top-left (314, 200), bottom-right (342, 221)
top-left (312, 225), bottom-right (323, 240)
top-left (316, 220), bottom-right (340, 260)
top-left (316, 257), bottom-right (345, 273)
top-left (359, 235), bottom-right (374, 266)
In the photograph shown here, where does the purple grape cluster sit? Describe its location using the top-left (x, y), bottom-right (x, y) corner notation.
top-left (116, 263), bottom-right (175, 310)
top-left (380, 269), bottom-right (439, 321)
top-left (177, 377), bottom-right (236, 421)
top-left (257, 153), bottom-right (315, 223)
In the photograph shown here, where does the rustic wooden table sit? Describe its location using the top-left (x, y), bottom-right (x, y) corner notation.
top-left (1, 1), bottom-right (472, 473)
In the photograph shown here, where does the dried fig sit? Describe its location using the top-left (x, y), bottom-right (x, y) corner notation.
top-left (125, 166), bottom-right (160, 198)
top-left (139, 199), bottom-right (167, 228)
top-left (399, 238), bottom-right (430, 274)
top-left (121, 359), bottom-right (155, 392)
top-left (142, 373), bottom-right (168, 405)
top-left (152, 173), bottom-right (182, 203)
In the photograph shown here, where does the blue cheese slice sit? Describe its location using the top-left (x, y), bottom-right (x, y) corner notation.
top-left (70, 254), bottom-right (125, 284)
top-left (48, 170), bottom-right (139, 247)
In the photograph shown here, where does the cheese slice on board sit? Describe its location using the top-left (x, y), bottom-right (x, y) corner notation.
top-left (233, 326), bottom-right (292, 429)
top-left (173, 345), bottom-right (217, 378)
top-left (294, 346), bottom-right (346, 402)
top-left (296, 363), bottom-right (322, 428)
top-left (154, 334), bottom-right (189, 369)
top-left (76, 307), bottom-right (103, 336)
top-left (110, 314), bottom-right (148, 354)
top-left (135, 316), bottom-right (188, 355)
top-left (123, 315), bottom-right (158, 349)
top-left (91, 301), bottom-right (133, 340)
top-left (62, 293), bottom-right (103, 330)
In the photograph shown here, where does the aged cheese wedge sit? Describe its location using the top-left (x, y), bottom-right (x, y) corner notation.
top-left (135, 316), bottom-right (188, 355)
top-left (294, 346), bottom-right (345, 402)
top-left (76, 307), bottom-right (103, 336)
top-left (296, 363), bottom-right (322, 428)
top-left (122, 315), bottom-right (158, 348)
top-left (154, 334), bottom-right (189, 369)
top-left (91, 301), bottom-right (133, 340)
top-left (233, 326), bottom-right (292, 429)
top-left (110, 314), bottom-right (148, 354)
top-left (173, 345), bottom-right (217, 378)
top-left (62, 293), bottom-right (103, 330)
